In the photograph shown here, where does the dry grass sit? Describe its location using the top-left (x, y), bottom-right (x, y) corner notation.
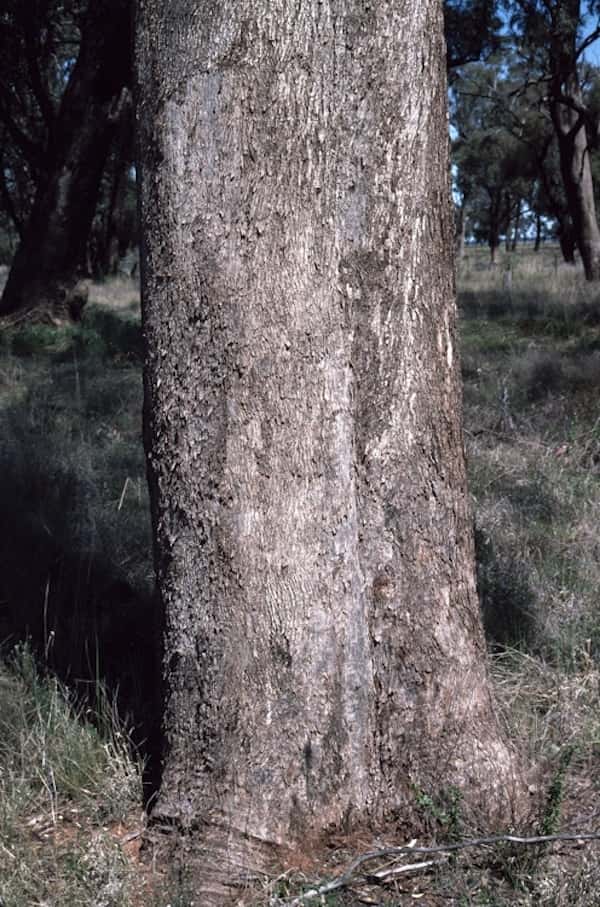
top-left (0, 645), bottom-right (142, 906)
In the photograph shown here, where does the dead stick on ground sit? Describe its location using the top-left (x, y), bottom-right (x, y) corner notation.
top-left (283, 831), bottom-right (600, 904)
top-left (365, 856), bottom-right (447, 882)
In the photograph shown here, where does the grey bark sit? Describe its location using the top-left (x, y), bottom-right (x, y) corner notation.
top-left (485, 187), bottom-right (509, 266)
top-left (136, 0), bottom-right (522, 899)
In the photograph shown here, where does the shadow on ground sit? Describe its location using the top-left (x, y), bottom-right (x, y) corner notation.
top-left (0, 309), bottom-right (161, 798)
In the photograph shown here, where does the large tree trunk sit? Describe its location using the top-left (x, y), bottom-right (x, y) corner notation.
top-left (550, 76), bottom-right (600, 280)
top-left (136, 0), bottom-right (522, 899)
top-left (0, 0), bottom-right (131, 317)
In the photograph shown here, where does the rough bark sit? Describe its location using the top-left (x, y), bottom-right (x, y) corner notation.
top-left (0, 0), bottom-right (132, 317)
top-left (536, 140), bottom-right (573, 262)
top-left (136, 0), bottom-right (523, 899)
top-left (558, 221), bottom-right (577, 264)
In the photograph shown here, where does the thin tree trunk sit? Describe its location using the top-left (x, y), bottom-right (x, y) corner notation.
top-left (487, 188), bottom-right (503, 266)
top-left (534, 212), bottom-right (542, 251)
top-left (511, 199), bottom-right (521, 252)
top-left (136, 1), bottom-right (523, 899)
top-left (456, 202), bottom-right (467, 259)
top-left (558, 221), bottom-right (577, 264)
top-left (0, 0), bottom-right (131, 317)
top-left (91, 97), bottom-right (134, 278)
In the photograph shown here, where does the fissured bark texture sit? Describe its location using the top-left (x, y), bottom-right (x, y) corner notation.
top-left (136, 0), bottom-right (522, 899)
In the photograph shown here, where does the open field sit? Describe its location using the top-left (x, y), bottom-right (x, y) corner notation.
top-left (0, 251), bottom-right (599, 903)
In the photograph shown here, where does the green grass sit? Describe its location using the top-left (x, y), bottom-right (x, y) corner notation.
top-left (460, 251), bottom-right (600, 666)
top-left (0, 279), bottom-right (192, 905)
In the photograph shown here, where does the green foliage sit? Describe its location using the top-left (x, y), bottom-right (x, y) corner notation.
top-left (539, 745), bottom-right (575, 838)
top-left (413, 785), bottom-right (464, 840)
top-left (445, 0), bottom-right (502, 69)
top-left (3, 304), bottom-right (143, 362)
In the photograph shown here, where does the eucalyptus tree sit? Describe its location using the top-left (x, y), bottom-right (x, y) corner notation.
top-left (453, 63), bottom-right (538, 260)
top-left (136, 0), bottom-right (523, 900)
top-left (507, 0), bottom-right (600, 278)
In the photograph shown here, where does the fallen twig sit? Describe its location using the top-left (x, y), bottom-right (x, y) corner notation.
top-left (281, 830), bottom-right (600, 904)
top-left (365, 856), bottom-right (447, 882)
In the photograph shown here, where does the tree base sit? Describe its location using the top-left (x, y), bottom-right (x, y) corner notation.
top-left (0, 279), bottom-right (88, 327)
top-left (144, 814), bottom-right (282, 907)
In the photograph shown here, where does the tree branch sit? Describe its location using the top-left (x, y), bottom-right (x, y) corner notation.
top-left (282, 831), bottom-right (600, 904)
top-left (22, 24), bottom-right (57, 131)
top-left (576, 27), bottom-right (600, 61)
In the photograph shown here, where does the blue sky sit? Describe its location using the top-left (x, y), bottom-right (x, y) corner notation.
top-left (582, 9), bottom-right (600, 65)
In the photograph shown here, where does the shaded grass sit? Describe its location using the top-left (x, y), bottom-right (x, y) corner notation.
top-left (0, 284), bottom-right (158, 783)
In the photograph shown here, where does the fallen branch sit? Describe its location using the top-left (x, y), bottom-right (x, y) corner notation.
top-left (282, 831), bottom-right (600, 904)
top-left (364, 856), bottom-right (447, 883)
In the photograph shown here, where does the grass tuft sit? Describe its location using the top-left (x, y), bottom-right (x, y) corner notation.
top-left (0, 644), bottom-right (143, 907)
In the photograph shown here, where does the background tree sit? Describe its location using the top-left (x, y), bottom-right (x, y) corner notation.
top-left (0, 1), bottom-right (80, 260)
top-left (136, 0), bottom-right (522, 900)
top-left (0, 0), bottom-right (132, 317)
top-left (507, 0), bottom-right (600, 278)
top-left (445, 0), bottom-right (503, 69)
top-left (453, 63), bottom-right (538, 260)
top-left (87, 111), bottom-right (137, 279)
